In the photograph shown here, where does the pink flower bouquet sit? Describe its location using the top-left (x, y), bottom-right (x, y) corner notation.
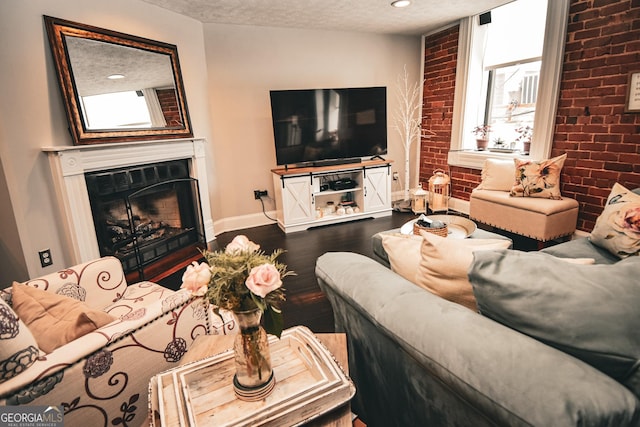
top-left (180, 235), bottom-right (294, 337)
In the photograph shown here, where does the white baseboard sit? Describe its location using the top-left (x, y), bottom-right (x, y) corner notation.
top-left (213, 211), bottom-right (278, 237)
top-left (213, 196), bottom-right (579, 238)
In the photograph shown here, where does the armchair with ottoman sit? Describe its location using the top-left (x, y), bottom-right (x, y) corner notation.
top-left (316, 183), bottom-right (640, 426)
top-left (0, 256), bottom-right (235, 427)
top-left (469, 155), bottom-right (579, 246)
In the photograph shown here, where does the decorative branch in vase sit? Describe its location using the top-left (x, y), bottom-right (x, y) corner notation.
top-left (393, 65), bottom-right (425, 202)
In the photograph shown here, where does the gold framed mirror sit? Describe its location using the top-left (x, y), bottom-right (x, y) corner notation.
top-left (44, 16), bottom-right (193, 145)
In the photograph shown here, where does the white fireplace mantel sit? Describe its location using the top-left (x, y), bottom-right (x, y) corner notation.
top-left (44, 138), bottom-right (215, 265)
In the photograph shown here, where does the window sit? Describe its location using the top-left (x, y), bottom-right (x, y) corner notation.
top-left (447, 0), bottom-right (570, 169)
top-left (80, 89), bottom-right (167, 130)
top-left (484, 60), bottom-right (541, 147)
top-left (478, 0), bottom-right (546, 151)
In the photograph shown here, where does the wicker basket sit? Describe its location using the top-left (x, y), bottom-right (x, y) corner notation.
top-left (413, 222), bottom-right (449, 237)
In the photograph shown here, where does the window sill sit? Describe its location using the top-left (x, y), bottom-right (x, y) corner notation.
top-left (448, 149), bottom-right (529, 170)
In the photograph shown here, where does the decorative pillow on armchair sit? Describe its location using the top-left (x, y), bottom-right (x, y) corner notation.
top-left (469, 249), bottom-right (640, 398)
top-left (510, 153), bottom-right (566, 199)
top-left (476, 158), bottom-right (516, 191)
top-left (589, 183), bottom-right (640, 258)
top-left (0, 298), bottom-right (40, 383)
top-left (11, 283), bottom-right (116, 353)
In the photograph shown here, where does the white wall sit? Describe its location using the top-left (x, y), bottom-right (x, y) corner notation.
top-left (203, 24), bottom-right (422, 233)
top-left (0, 0), bottom-right (212, 281)
top-left (0, 0), bottom-right (422, 283)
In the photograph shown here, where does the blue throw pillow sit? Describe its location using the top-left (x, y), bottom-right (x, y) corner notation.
top-left (468, 249), bottom-right (640, 398)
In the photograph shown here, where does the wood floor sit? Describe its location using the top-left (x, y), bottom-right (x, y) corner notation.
top-left (160, 211), bottom-right (414, 332)
top-left (159, 210), bottom-right (538, 333)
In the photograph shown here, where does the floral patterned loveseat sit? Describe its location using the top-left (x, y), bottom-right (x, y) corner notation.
top-left (0, 256), bottom-right (235, 427)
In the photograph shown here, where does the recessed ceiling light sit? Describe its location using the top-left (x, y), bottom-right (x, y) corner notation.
top-left (391, 0), bottom-right (411, 7)
top-left (107, 74), bottom-right (125, 80)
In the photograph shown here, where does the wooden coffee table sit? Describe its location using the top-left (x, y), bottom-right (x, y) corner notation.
top-left (178, 332), bottom-right (352, 427)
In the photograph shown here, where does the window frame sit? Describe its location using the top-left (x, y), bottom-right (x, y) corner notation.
top-left (446, 0), bottom-right (570, 169)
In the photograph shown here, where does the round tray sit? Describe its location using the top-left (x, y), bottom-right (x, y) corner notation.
top-left (400, 215), bottom-right (477, 239)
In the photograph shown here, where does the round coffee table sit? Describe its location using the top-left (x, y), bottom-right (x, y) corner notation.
top-left (400, 215), bottom-right (477, 239)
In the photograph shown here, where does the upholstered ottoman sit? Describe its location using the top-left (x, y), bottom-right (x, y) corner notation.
top-left (469, 189), bottom-right (579, 242)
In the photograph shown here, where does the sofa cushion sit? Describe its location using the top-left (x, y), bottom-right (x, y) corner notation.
top-left (541, 237), bottom-right (620, 265)
top-left (381, 231), bottom-right (512, 310)
top-left (11, 282), bottom-right (116, 353)
top-left (590, 183), bottom-right (640, 259)
top-left (0, 298), bottom-right (39, 383)
top-left (476, 158), bottom-right (515, 191)
top-left (380, 233), bottom-right (423, 282)
top-left (510, 153), bottom-right (566, 199)
top-left (469, 249), bottom-right (640, 398)
top-left (414, 231), bottom-right (512, 311)
top-left (373, 227), bottom-right (512, 268)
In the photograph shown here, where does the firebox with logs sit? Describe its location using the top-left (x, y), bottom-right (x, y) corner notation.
top-left (85, 159), bottom-right (206, 283)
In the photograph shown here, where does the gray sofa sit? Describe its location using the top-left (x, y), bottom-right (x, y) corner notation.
top-left (315, 235), bottom-right (640, 426)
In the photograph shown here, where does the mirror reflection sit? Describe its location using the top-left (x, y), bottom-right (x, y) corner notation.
top-left (45, 16), bottom-right (193, 145)
top-left (65, 36), bottom-right (180, 130)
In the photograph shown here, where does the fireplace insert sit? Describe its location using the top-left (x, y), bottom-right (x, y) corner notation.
top-left (85, 159), bottom-right (205, 282)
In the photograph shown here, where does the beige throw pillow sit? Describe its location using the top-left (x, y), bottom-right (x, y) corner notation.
top-left (414, 231), bottom-right (512, 311)
top-left (476, 158), bottom-right (516, 191)
top-left (380, 233), bottom-right (423, 283)
top-left (11, 282), bottom-right (116, 353)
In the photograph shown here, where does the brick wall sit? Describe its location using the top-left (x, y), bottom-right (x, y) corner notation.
top-left (419, 25), bottom-right (481, 200)
top-left (556, 0), bottom-right (640, 230)
top-left (420, 0), bottom-right (640, 232)
top-left (156, 89), bottom-right (183, 127)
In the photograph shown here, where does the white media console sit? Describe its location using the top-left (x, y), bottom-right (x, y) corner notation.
top-left (271, 159), bottom-right (393, 233)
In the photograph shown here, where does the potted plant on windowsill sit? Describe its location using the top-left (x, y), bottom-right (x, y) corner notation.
top-left (515, 125), bottom-right (533, 154)
top-left (472, 125), bottom-right (491, 151)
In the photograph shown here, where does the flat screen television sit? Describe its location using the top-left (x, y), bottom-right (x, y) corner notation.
top-left (269, 86), bottom-right (387, 167)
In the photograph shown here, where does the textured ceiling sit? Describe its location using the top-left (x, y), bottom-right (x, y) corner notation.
top-left (67, 37), bottom-right (175, 96)
top-left (67, 0), bottom-right (516, 97)
top-left (140, 0), bottom-right (513, 36)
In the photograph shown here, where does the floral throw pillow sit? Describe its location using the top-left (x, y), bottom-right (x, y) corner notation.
top-left (590, 183), bottom-right (640, 258)
top-left (510, 153), bottom-right (567, 199)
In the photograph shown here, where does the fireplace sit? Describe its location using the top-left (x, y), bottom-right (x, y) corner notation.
top-left (44, 139), bottom-right (215, 282)
top-left (85, 159), bottom-right (205, 281)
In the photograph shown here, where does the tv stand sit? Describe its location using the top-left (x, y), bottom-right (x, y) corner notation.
top-left (271, 159), bottom-right (393, 233)
top-left (370, 155), bottom-right (386, 161)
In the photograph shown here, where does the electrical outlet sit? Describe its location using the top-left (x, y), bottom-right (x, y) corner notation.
top-left (254, 190), bottom-right (268, 199)
top-left (38, 249), bottom-right (53, 267)
top-left (392, 172), bottom-right (399, 181)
